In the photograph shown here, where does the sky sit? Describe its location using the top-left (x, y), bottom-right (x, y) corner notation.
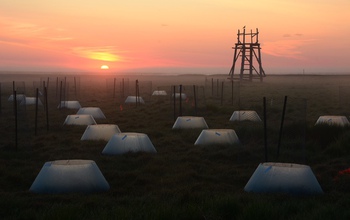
top-left (1, 0), bottom-right (350, 74)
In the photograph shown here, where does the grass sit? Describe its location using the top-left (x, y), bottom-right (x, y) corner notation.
top-left (1, 74), bottom-right (350, 219)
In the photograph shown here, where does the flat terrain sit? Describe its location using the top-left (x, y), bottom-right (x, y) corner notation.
top-left (1, 73), bottom-right (350, 219)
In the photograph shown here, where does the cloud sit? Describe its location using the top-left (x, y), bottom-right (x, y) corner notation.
top-left (0, 15), bottom-right (73, 46)
top-left (0, 17), bottom-right (45, 37)
top-left (43, 37), bottom-right (74, 42)
top-left (0, 16), bottom-right (127, 64)
top-left (71, 46), bottom-right (123, 62)
top-left (283, 33), bottom-right (304, 38)
top-left (262, 39), bottom-right (316, 59)
top-left (0, 36), bottom-right (31, 45)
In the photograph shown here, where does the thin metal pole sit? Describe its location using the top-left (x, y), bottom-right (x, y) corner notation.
top-left (74, 77), bottom-right (77, 99)
top-left (302, 99), bottom-right (307, 164)
top-left (231, 80), bottom-right (234, 106)
top-left (59, 81), bottom-right (63, 109)
top-left (56, 77), bottom-right (58, 98)
top-left (173, 85), bottom-right (176, 122)
top-left (263, 97), bottom-right (267, 162)
top-left (42, 81), bottom-right (46, 112)
top-left (0, 83), bottom-right (2, 114)
top-left (277, 96), bottom-right (288, 159)
top-left (64, 77), bottom-right (67, 101)
top-left (193, 85), bottom-right (197, 116)
top-left (35, 88), bottom-right (39, 136)
top-left (221, 81), bottom-right (224, 106)
top-left (113, 78), bottom-right (116, 98)
top-left (216, 79), bottom-right (219, 97)
top-left (179, 85), bottom-right (182, 116)
top-left (135, 80), bottom-right (139, 107)
top-left (138, 82), bottom-right (140, 104)
top-left (45, 87), bottom-right (49, 132)
top-left (202, 86), bottom-right (206, 111)
top-left (122, 78), bottom-right (125, 100)
top-left (14, 90), bottom-right (18, 150)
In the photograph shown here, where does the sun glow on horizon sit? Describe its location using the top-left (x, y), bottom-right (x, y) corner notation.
top-left (72, 47), bottom-right (121, 62)
top-left (100, 65), bottom-right (109, 70)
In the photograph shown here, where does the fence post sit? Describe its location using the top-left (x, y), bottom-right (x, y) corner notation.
top-left (45, 87), bottom-right (49, 132)
top-left (221, 81), bottom-right (224, 106)
top-left (179, 85), bottom-right (183, 116)
top-left (74, 77), bottom-right (77, 99)
top-left (173, 85), bottom-right (176, 122)
top-left (113, 78), bottom-right (116, 99)
top-left (231, 80), bottom-right (234, 106)
top-left (193, 85), bottom-right (197, 116)
top-left (0, 83), bottom-right (2, 114)
top-left (14, 90), bottom-right (18, 150)
top-left (35, 88), bottom-right (39, 136)
top-left (216, 79), bottom-right (219, 97)
top-left (277, 96), bottom-right (288, 159)
top-left (59, 81), bottom-right (63, 109)
top-left (263, 97), bottom-right (267, 162)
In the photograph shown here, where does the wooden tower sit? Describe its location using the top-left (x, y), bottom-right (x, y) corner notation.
top-left (229, 27), bottom-right (265, 81)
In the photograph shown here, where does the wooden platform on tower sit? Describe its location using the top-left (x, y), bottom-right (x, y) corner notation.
top-left (228, 27), bottom-right (266, 82)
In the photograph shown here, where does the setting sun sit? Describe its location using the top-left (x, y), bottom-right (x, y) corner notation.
top-left (100, 65), bottom-right (109, 70)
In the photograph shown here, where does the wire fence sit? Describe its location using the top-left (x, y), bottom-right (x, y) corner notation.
top-left (0, 74), bottom-right (348, 161)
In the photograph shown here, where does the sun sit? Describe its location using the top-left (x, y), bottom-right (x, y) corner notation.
top-left (100, 65), bottom-right (109, 70)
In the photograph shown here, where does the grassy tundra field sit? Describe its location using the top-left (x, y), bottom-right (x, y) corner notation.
top-left (1, 73), bottom-right (350, 219)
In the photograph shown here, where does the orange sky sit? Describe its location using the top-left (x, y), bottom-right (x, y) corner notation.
top-left (1, 0), bottom-right (350, 74)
